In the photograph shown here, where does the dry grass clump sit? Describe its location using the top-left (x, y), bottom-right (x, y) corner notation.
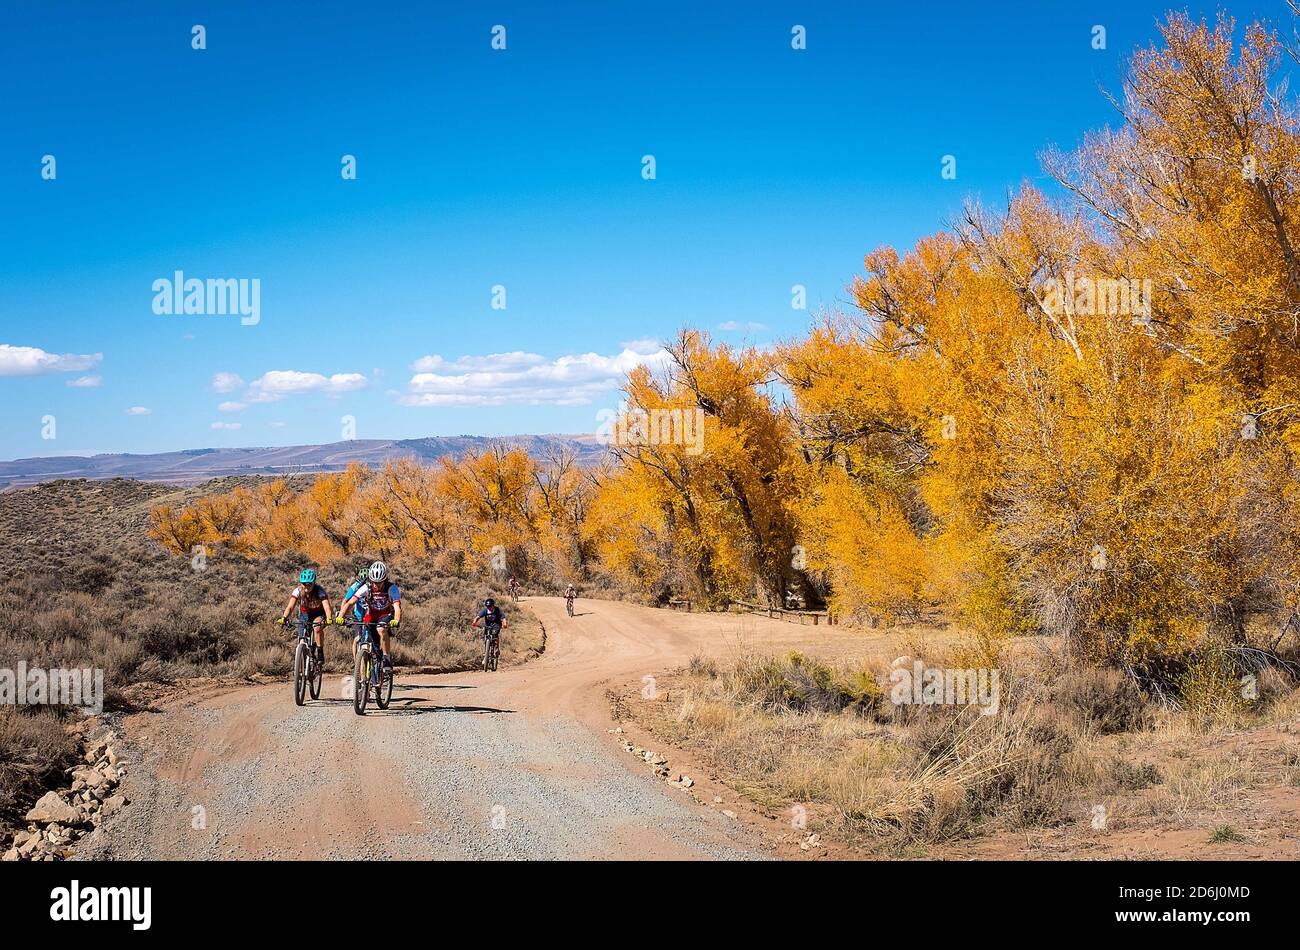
top-left (658, 631), bottom-right (1300, 851)
top-left (869, 677), bottom-right (1085, 841)
top-left (1137, 753), bottom-right (1254, 826)
top-left (0, 707), bottom-right (76, 827)
top-left (715, 651), bottom-right (884, 717)
top-left (665, 648), bottom-right (1097, 846)
top-left (1175, 644), bottom-right (1283, 733)
top-left (1053, 665), bottom-right (1151, 735)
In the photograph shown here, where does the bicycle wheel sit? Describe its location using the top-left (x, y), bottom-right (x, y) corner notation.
top-left (293, 639), bottom-right (307, 706)
top-left (567, 599), bottom-right (574, 617)
top-left (309, 641), bottom-right (323, 700)
top-left (490, 637), bottom-right (499, 672)
top-left (482, 637), bottom-right (491, 672)
top-left (353, 647), bottom-right (369, 716)
top-left (376, 661), bottom-right (393, 710)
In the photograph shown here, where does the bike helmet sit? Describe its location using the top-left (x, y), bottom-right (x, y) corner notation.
top-left (368, 561), bottom-right (388, 583)
top-left (484, 598), bottom-right (495, 607)
top-left (355, 565), bottom-right (369, 582)
top-left (299, 568), bottom-right (317, 584)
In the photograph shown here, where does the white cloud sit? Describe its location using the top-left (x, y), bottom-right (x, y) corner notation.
top-left (400, 346), bottom-right (670, 408)
top-left (211, 372), bottom-right (244, 393)
top-left (66, 375), bottom-right (102, 388)
top-left (125, 406), bottom-right (151, 416)
top-left (267, 421), bottom-right (287, 428)
top-left (0, 344), bottom-right (102, 377)
top-left (718, 320), bottom-right (767, 332)
top-left (218, 401), bottom-right (248, 413)
top-left (410, 352), bottom-right (547, 373)
top-left (247, 370), bottom-right (368, 403)
top-left (210, 421), bottom-right (242, 430)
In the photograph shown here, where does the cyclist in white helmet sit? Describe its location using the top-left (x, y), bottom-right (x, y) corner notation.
top-left (338, 560), bottom-right (402, 671)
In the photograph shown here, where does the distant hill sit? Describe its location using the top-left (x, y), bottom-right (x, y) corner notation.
top-left (0, 434), bottom-right (608, 489)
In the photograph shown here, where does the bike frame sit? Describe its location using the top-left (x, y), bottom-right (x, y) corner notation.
top-left (296, 613), bottom-right (327, 651)
top-left (295, 614), bottom-right (320, 670)
top-left (349, 617), bottom-right (386, 685)
top-left (292, 611), bottom-right (325, 705)
top-left (483, 624), bottom-right (501, 670)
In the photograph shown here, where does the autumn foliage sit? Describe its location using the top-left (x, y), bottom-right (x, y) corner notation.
top-left (151, 451), bottom-right (597, 588)
top-left (152, 12), bottom-right (1300, 666)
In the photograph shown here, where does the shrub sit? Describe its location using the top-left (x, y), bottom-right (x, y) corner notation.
top-left (723, 652), bottom-right (882, 717)
top-left (1180, 645), bottom-right (1249, 732)
top-left (688, 654), bottom-right (718, 678)
top-left (891, 680), bottom-right (1078, 840)
top-left (0, 707), bottom-right (75, 826)
top-left (1054, 665), bottom-right (1150, 734)
top-left (1110, 757), bottom-right (1163, 790)
top-left (1207, 824), bottom-right (1245, 843)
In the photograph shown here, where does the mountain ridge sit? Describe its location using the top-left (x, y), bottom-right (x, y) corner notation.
top-left (0, 434), bottom-right (607, 488)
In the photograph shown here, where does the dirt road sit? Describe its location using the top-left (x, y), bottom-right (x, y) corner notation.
top-left (80, 597), bottom-right (847, 860)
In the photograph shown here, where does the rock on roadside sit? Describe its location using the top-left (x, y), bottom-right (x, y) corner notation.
top-left (3, 725), bottom-right (130, 862)
top-left (25, 792), bottom-right (80, 825)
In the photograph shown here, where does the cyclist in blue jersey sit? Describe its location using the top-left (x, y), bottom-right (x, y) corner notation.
top-left (343, 565), bottom-right (369, 621)
top-left (471, 597), bottom-right (507, 667)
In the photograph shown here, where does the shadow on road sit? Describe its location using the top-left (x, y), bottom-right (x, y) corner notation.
top-left (380, 700), bottom-right (515, 716)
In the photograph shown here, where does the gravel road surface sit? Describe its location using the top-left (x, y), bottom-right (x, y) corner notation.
top-left (79, 597), bottom-right (778, 860)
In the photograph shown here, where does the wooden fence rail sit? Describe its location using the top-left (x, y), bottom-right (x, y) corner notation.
top-left (728, 599), bottom-right (836, 626)
top-left (666, 598), bottom-right (836, 626)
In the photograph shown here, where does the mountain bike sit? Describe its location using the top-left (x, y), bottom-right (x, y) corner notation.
top-left (565, 595), bottom-right (575, 617)
top-left (481, 625), bottom-right (501, 672)
top-left (291, 614), bottom-right (324, 706)
top-left (347, 619), bottom-right (393, 716)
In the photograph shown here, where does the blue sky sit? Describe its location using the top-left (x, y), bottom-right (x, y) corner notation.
top-left (0, 0), bottom-right (1281, 457)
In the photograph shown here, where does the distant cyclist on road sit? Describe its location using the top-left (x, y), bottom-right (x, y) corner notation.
top-left (564, 583), bottom-right (576, 616)
top-left (338, 561), bottom-right (401, 673)
top-left (472, 597), bottom-right (506, 647)
top-left (278, 569), bottom-right (333, 665)
top-left (507, 576), bottom-right (519, 600)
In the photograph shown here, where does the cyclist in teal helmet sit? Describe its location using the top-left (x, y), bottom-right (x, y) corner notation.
top-left (277, 568), bottom-right (333, 665)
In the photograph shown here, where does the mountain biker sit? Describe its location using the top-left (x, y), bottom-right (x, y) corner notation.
top-left (472, 597), bottom-right (506, 648)
top-left (507, 576), bottom-right (519, 600)
top-left (564, 583), bottom-right (577, 612)
top-left (337, 561), bottom-right (401, 672)
top-left (277, 569), bottom-right (333, 664)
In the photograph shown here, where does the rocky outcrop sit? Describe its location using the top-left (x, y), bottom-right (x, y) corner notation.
top-left (1, 725), bottom-right (128, 863)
